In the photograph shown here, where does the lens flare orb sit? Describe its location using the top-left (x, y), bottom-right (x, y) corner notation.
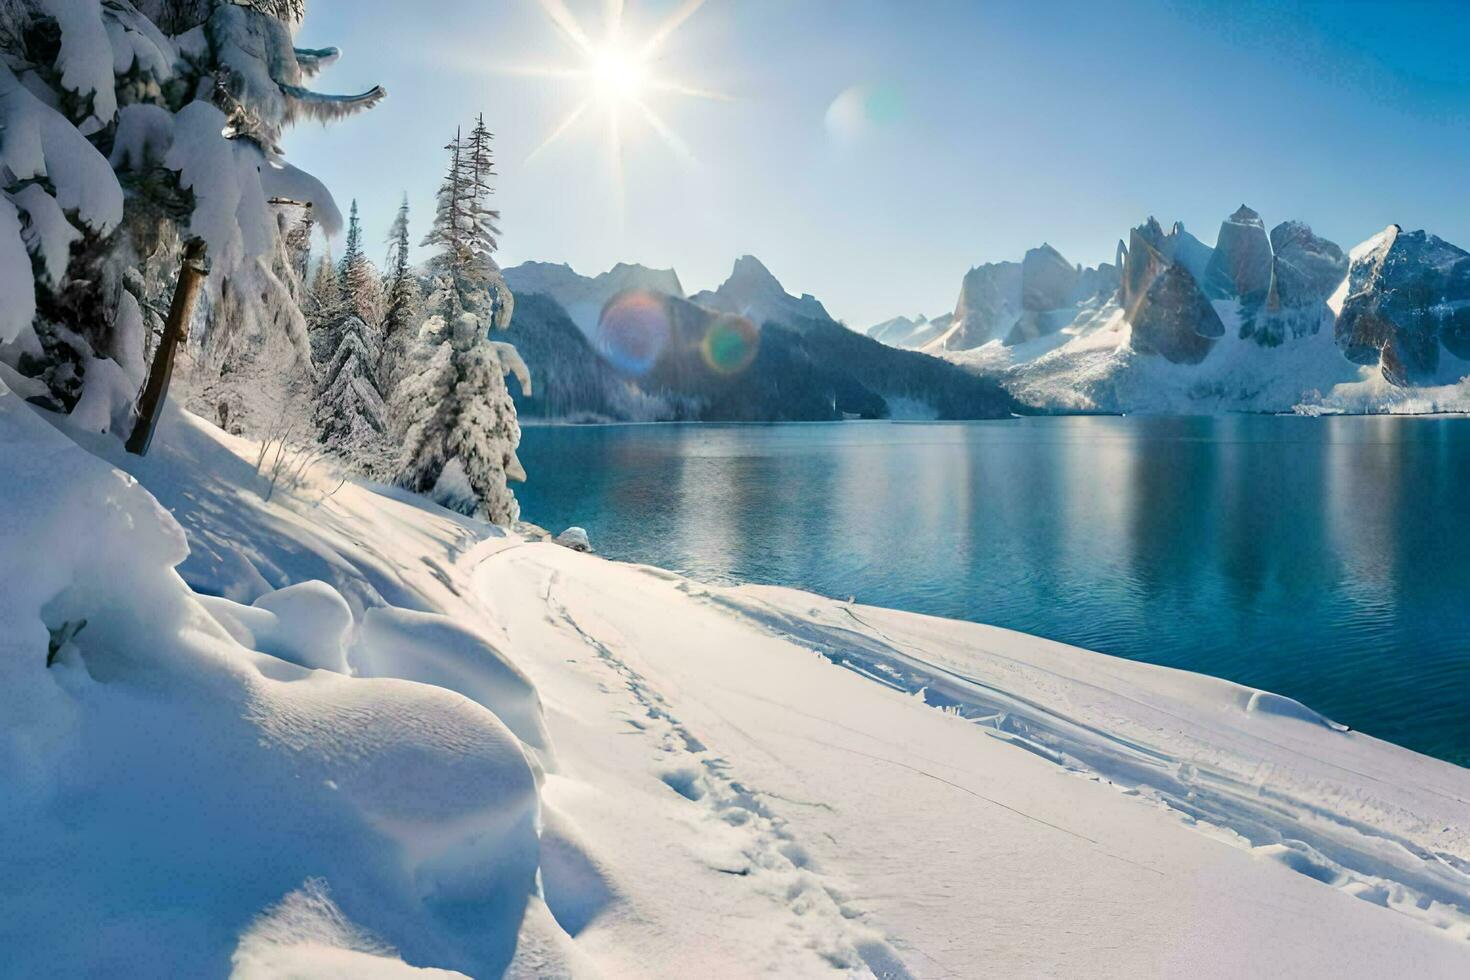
top-left (596, 290), bottom-right (671, 376)
top-left (701, 313), bottom-right (759, 375)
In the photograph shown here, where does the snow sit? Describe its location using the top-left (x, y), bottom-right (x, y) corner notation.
top-left (261, 160), bottom-right (345, 237)
top-left (11, 181), bottom-right (81, 286)
top-left (942, 293), bottom-right (1403, 415)
top-left (108, 103), bottom-right (177, 172)
top-left (165, 101), bottom-right (275, 267)
top-left (483, 545), bottom-right (1470, 977)
top-left (0, 62), bottom-right (123, 233)
top-left (68, 354), bottom-right (136, 434)
top-left (40, 0), bottom-right (117, 128)
top-left (0, 193), bottom-right (38, 344)
top-left (354, 606), bottom-right (555, 763)
top-left (4, 385), bottom-right (1469, 977)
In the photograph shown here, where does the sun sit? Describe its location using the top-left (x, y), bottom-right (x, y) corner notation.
top-left (491, 0), bottom-right (729, 215)
top-left (590, 41), bottom-right (646, 102)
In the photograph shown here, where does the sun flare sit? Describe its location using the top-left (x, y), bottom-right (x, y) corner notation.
top-left (492, 0), bottom-right (727, 216)
top-left (590, 42), bottom-right (646, 102)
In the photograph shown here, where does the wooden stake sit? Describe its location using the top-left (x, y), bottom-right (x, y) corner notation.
top-left (126, 238), bottom-right (208, 456)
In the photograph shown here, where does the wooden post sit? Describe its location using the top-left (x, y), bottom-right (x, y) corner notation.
top-left (126, 238), bottom-right (208, 456)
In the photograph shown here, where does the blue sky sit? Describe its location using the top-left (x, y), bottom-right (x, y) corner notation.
top-left (290, 0), bottom-right (1470, 328)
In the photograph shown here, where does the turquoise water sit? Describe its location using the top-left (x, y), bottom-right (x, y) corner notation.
top-left (515, 417), bottom-right (1470, 765)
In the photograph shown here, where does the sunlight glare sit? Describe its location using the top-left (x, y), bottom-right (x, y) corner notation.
top-left (591, 42), bottom-right (646, 102)
top-left (505, 0), bottom-right (731, 222)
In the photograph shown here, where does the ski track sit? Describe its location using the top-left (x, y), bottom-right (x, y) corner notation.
top-left (536, 569), bottom-right (915, 979)
top-left (667, 581), bottom-right (1470, 943)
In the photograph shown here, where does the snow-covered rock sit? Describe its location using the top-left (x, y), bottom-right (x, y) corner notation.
top-left (864, 312), bottom-right (950, 349)
top-left (1335, 225), bottom-right (1470, 386)
top-left (354, 606), bottom-right (555, 762)
top-left (555, 526), bottom-right (592, 553)
top-left (198, 581), bottom-right (354, 674)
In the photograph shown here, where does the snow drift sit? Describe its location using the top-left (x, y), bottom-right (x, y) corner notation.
top-left (0, 379), bottom-right (575, 977)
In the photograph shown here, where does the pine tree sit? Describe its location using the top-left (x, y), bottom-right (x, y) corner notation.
top-left (307, 250), bottom-right (345, 368)
top-left (421, 129), bottom-right (469, 310)
top-left (337, 199), bottom-right (385, 326)
top-left (0, 0), bottom-right (384, 437)
top-left (1, 0), bottom-right (385, 429)
top-left (394, 117), bottom-right (528, 523)
top-left (339, 200), bottom-right (365, 274)
top-left (464, 114), bottom-right (502, 266)
top-left (316, 312), bottom-right (386, 464)
top-left (379, 193), bottom-right (422, 396)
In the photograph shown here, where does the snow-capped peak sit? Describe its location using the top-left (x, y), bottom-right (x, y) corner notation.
top-left (502, 260), bottom-right (685, 337)
top-left (691, 255), bottom-right (831, 327)
top-left (1228, 204), bottom-right (1265, 228)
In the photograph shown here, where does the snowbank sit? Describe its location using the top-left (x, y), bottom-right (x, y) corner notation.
top-left (0, 380), bottom-right (574, 977)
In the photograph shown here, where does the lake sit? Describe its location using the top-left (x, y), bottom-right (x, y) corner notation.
top-left (515, 417), bottom-right (1470, 766)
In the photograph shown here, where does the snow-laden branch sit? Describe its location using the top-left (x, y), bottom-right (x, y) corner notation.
top-left (292, 45), bottom-right (339, 77)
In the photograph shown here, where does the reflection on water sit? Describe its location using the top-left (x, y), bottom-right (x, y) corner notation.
top-left (516, 417), bottom-right (1470, 765)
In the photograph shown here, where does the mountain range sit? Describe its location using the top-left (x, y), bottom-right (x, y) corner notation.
top-left (500, 257), bottom-right (1019, 422)
top-left (865, 206), bottom-right (1470, 414)
top-left (502, 206), bottom-right (1470, 421)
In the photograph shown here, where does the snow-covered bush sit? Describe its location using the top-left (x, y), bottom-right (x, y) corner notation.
top-left (0, 0), bottom-right (382, 435)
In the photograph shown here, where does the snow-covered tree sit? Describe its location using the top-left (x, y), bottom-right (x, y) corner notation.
top-left (418, 121), bottom-right (511, 326)
top-left (395, 313), bottom-right (527, 523)
top-left (0, 0), bottom-right (383, 442)
top-left (305, 249), bottom-right (343, 367)
top-left (378, 192), bottom-right (422, 396)
top-left (315, 312), bottom-right (385, 464)
top-left (338, 198), bottom-right (383, 325)
top-left (394, 118), bottom-right (527, 524)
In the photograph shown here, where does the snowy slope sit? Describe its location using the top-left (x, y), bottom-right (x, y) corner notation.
top-left (5, 387), bottom-right (1469, 977)
top-left (483, 546), bottom-right (1470, 977)
top-left (962, 297), bottom-right (1370, 414)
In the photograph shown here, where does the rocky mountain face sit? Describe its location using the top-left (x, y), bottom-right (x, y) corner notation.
top-left (1237, 221), bottom-right (1349, 347)
top-left (1336, 226), bottom-right (1470, 385)
top-left (1007, 245), bottom-right (1090, 344)
top-left (1120, 223), bottom-right (1224, 365)
top-left (949, 262), bottom-right (1022, 348)
top-left (502, 258), bottom-right (1018, 422)
top-left (1203, 205), bottom-right (1274, 302)
top-left (865, 205), bottom-right (1470, 411)
top-left (949, 262), bottom-right (1023, 349)
top-left (1271, 220), bottom-right (1349, 297)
